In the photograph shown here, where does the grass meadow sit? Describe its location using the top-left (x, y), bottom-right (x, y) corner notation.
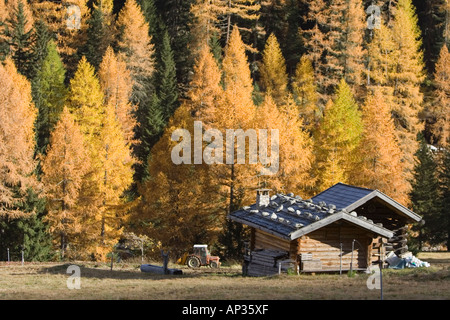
top-left (0, 252), bottom-right (449, 300)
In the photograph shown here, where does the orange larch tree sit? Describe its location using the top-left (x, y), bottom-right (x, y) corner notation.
top-left (137, 103), bottom-right (222, 257)
top-left (0, 59), bottom-right (39, 218)
top-left (259, 33), bottom-right (289, 105)
top-left (430, 44), bottom-right (450, 147)
top-left (41, 107), bottom-right (91, 258)
top-left (353, 89), bottom-right (409, 205)
top-left (292, 55), bottom-right (319, 132)
top-left (313, 79), bottom-right (363, 192)
top-left (255, 94), bottom-right (315, 197)
top-left (215, 27), bottom-right (258, 211)
top-left (67, 56), bottom-right (135, 261)
top-left (116, 0), bottom-right (155, 106)
top-left (98, 46), bottom-right (137, 146)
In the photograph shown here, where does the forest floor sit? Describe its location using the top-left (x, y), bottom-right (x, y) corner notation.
top-left (0, 252), bottom-right (449, 300)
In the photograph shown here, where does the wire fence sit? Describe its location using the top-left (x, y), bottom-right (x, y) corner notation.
top-left (1, 248), bottom-right (25, 265)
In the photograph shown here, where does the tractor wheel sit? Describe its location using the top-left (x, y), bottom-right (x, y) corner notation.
top-left (187, 255), bottom-right (201, 268)
top-left (210, 261), bottom-right (219, 269)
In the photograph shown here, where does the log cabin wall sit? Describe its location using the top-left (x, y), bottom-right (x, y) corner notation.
top-left (253, 229), bottom-right (291, 253)
top-left (296, 222), bottom-right (374, 271)
top-left (252, 223), bottom-right (383, 271)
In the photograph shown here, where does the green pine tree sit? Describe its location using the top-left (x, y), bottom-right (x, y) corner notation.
top-left (29, 19), bottom-right (52, 81)
top-left (138, 0), bottom-right (162, 39)
top-left (156, 30), bottom-right (179, 121)
top-left (133, 30), bottom-right (178, 184)
top-left (133, 93), bottom-right (166, 183)
top-left (409, 136), bottom-right (441, 251)
top-left (0, 0), bottom-right (34, 78)
top-left (0, 188), bottom-right (53, 262)
top-left (80, 1), bottom-right (115, 70)
top-left (438, 146), bottom-right (450, 250)
top-left (155, 0), bottom-right (194, 90)
top-left (283, 0), bottom-right (305, 76)
top-left (33, 40), bottom-right (67, 158)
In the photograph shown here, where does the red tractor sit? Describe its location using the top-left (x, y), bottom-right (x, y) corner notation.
top-left (185, 245), bottom-right (220, 268)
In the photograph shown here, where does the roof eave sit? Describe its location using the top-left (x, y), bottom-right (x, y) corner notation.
top-left (344, 191), bottom-right (422, 223)
top-left (289, 212), bottom-right (394, 240)
top-left (227, 214), bottom-right (292, 240)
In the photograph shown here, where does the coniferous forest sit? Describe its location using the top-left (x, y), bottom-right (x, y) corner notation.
top-left (0, 0), bottom-right (449, 262)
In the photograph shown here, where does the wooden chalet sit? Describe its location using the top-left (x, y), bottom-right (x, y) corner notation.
top-left (228, 183), bottom-right (422, 276)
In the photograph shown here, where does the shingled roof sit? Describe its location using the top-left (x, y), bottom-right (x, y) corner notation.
top-left (229, 187), bottom-right (395, 241)
top-left (312, 183), bottom-right (421, 222)
top-left (229, 183), bottom-right (425, 241)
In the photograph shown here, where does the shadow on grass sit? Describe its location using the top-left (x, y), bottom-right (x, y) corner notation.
top-left (39, 263), bottom-right (242, 281)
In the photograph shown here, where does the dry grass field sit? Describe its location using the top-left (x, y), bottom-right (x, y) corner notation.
top-left (0, 252), bottom-right (449, 300)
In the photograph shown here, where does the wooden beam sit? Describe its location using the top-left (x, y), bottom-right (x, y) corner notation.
top-left (289, 213), bottom-right (393, 240)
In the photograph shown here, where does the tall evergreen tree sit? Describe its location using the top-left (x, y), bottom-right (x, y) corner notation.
top-left (137, 0), bottom-right (161, 38)
top-left (33, 40), bottom-right (67, 157)
top-left (28, 19), bottom-right (53, 81)
top-left (259, 0), bottom-right (286, 42)
top-left (0, 0), bottom-right (34, 78)
top-left (438, 146), bottom-right (450, 250)
top-left (155, 0), bottom-right (195, 93)
top-left (412, 0), bottom-right (448, 73)
top-left (79, 0), bottom-right (115, 70)
top-left (282, 0), bottom-right (305, 76)
top-left (0, 188), bottom-right (53, 262)
top-left (156, 30), bottom-right (179, 121)
top-left (409, 136), bottom-right (441, 250)
top-left (133, 93), bottom-right (166, 183)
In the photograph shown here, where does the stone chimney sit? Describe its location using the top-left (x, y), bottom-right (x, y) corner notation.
top-left (256, 189), bottom-right (270, 208)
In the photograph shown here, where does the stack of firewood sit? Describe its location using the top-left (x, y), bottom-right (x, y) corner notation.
top-left (247, 249), bottom-right (289, 277)
top-left (387, 226), bottom-right (409, 255)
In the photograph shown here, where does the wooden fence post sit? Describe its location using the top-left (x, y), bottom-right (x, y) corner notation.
top-left (161, 250), bottom-right (170, 275)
